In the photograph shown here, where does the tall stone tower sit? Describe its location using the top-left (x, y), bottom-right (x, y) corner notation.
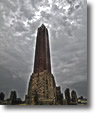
top-left (26, 24), bottom-right (63, 105)
top-left (33, 24), bottom-right (51, 73)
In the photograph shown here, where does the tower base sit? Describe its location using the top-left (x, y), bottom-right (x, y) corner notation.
top-left (25, 70), bottom-right (63, 105)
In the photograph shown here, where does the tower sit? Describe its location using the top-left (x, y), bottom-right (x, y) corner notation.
top-left (26, 24), bottom-right (63, 105)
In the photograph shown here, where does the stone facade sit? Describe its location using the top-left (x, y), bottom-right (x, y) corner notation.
top-left (26, 70), bottom-right (64, 105)
top-left (26, 70), bottom-right (57, 105)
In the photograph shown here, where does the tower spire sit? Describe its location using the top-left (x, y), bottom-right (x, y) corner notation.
top-left (33, 24), bottom-right (51, 73)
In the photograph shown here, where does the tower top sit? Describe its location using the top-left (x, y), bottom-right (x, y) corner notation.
top-left (41, 24), bottom-right (45, 27)
top-left (39, 24), bottom-right (46, 29)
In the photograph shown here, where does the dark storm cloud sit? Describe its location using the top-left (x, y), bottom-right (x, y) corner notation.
top-left (0, 0), bottom-right (87, 99)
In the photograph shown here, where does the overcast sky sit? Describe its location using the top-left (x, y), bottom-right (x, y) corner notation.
top-left (0, 0), bottom-right (87, 100)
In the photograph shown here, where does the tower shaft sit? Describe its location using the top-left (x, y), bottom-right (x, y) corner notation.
top-left (34, 24), bottom-right (51, 73)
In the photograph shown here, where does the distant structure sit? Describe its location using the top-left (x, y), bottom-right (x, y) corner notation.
top-left (65, 88), bottom-right (70, 105)
top-left (0, 91), bottom-right (23, 105)
top-left (71, 90), bottom-right (77, 104)
top-left (25, 24), bottom-right (63, 105)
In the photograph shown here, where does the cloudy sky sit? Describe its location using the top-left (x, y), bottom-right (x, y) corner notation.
top-left (0, 0), bottom-right (87, 100)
